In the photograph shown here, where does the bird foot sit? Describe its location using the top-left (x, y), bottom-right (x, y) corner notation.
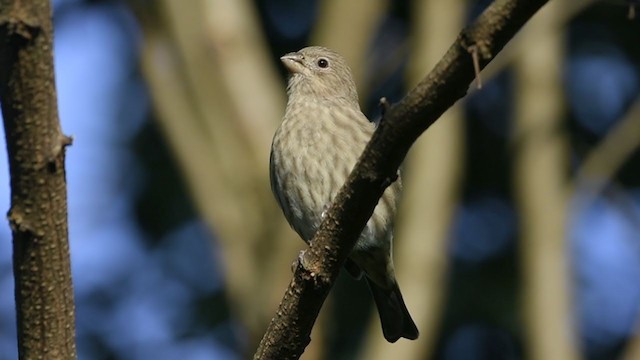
top-left (292, 249), bottom-right (309, 272)
top-left (320, 204), bottom-right (331, 220)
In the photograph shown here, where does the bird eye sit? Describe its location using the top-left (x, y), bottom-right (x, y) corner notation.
top-left (317, 58), bottom-right (329, 68)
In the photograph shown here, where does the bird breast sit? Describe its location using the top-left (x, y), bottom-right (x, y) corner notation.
top-left (272, 101), bottom-right (361, 237)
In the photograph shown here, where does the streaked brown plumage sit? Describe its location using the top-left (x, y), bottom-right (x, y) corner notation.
top-left (269, 46), bottom-right (418, 342)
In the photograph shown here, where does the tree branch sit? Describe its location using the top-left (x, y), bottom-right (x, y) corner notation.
top-left (0, 0), bottom-right (77, 359)
top-left (253, 0), bottom-right (550, 359)
top-left (574, 99), bottom-right (640, 194)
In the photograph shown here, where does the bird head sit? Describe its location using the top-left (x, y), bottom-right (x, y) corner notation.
top-left (280, 46), bottom-right (359, 106)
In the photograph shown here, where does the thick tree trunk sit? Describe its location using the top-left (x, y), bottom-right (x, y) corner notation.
top-left (0, 1), bottom-right (77, 359)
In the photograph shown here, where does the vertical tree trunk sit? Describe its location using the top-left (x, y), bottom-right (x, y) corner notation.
top-left (0, 1), bottom-right (77, 359)
top-left (513, 2), bottom-right (579, 359)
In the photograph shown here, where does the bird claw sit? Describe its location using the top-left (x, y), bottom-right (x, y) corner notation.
top-left (292, 249), bottom-right (308, 272)
top-left (320, 204), bottom-right (330, 220)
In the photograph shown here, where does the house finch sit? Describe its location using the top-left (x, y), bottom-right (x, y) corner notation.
top-left (270, 46), bottom-right (418, 342)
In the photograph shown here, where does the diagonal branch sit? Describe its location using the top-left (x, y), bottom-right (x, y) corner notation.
top-left (574, 99), bottom-right (640, 195)
top-left (253, 0), bottom-right (550, 359)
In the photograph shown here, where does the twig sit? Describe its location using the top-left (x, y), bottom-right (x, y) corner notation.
top-left (468, 45), bottom-right (483, 89)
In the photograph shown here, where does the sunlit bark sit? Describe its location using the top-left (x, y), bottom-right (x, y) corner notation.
top-left (0, 0), bottom-right (77, 358)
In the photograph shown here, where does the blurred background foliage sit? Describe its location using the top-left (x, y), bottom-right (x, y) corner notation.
top-left (1, 0), bottom-right (640, 359)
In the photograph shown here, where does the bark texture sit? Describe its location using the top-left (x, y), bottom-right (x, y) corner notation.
top-left (0, 0), bottom-right (77, 359)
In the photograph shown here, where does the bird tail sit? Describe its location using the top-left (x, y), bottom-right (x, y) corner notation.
top-left (366, 278), bottom-right (419, 342)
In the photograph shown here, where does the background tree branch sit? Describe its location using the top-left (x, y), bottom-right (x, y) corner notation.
top-left (310, 0), bottom-right (389, 99)
top-left (132, 0), bottom-right (300, 350)
top-left (513, 1), bottom-right (579, 358)
top-left (253, 0), bottom-right (550, 358)
top-left (480, 0), bottom-right (597, 84)
top-left (0, 0), bottom-right (77, 358)
top-left (574, 99), bottom-right (640, 195)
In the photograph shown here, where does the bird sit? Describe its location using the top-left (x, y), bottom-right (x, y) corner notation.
top-left (269, 46), bottom-right (418, 343)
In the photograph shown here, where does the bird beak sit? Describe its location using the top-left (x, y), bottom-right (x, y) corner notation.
top-left (280, 52), bottom-right (305, 74)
